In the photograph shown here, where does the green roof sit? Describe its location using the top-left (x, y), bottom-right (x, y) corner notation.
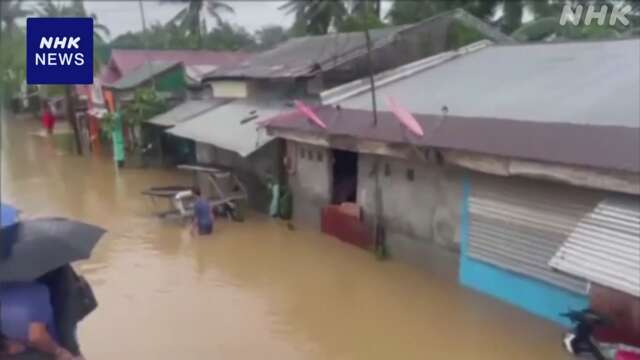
top-left (106, 61), bottom-right (181, 91)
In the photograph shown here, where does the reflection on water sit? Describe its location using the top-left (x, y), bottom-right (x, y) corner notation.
top-left (1, 116), bottom-right (571, 359)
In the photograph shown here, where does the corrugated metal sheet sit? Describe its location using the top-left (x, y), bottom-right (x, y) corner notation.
top-left (337, 38), bottom-right (640, 128)
top-left (550, 196), bottom-right (640, 297)
top-left (101, 49), bottom-right (252, 85)
top-left (148, 100), bottom-right (227, 127)
top-left (468, 176), bottom-right (599, 294)
top-left (166, 100), bottom-right (285, 157)
top-left (205, 9), bottom-right (512, 80)
top-left (105, 61), bottom-right (180, 91)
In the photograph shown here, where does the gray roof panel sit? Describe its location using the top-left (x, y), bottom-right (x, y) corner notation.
top-left (148, 100), bottom-right (228, 127)
top-left (339, 39), bottom-right (640, 128)
top-left (166, 99), bottom-right (287, 157)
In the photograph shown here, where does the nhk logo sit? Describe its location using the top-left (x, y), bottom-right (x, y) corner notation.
top-left (27, 17), bottom-right (93, 85)
top-left (559, 3), bottom-right (632, 27)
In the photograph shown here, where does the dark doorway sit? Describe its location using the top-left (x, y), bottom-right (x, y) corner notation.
top-left (331, 149), bottom-right (358, 204)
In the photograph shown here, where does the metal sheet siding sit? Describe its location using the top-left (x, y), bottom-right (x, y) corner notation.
top-left (468, 176), bottom-right (599, 294)
top-left (550, 196), bottom-right (640, 297)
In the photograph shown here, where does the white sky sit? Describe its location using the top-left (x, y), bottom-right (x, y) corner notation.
top-left (19, 1), bottom-right (297, 39)
top-left (87, 1), bottom-right (295, 38)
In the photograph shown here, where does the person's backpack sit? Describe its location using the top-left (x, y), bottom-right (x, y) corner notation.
top-left (72, 274), bottom-right (97, 322)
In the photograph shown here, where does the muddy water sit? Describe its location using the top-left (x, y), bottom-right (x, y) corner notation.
top-left (1, 116), bottom-right (572, 359)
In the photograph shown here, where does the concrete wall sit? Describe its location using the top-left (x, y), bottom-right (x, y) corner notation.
top-left (357, 154), bottom-right (464, 278)
top-left (286, 141), bottom-right (332, 229)
top-left (195, 141), bottom-right (279, 212)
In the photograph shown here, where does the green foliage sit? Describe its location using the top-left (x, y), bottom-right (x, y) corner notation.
top-left (0, 27), bottom-right (27, 104)
top-left (1, 0), bottom-right (31, 35)
top-left (202, 21), bottom-right (257, 50)
top-left (255, 25), bottom-right (289, 50)
top-left (99, 112), bottom-right (117, 139)
top-left (338, 9), bottom-right (386, 32)
top-left (387, 0), bottom-right (498, 26)
top-left (160, 0), bottom-right (234, 48)
top-left (122, 88), bottom-right (168, 129)
top-left (448, 22), bottom-right (486, 48)
top-left (280, 0), bottom-right (349, 35)
top-left (111, 20), bottom-right (257, 51)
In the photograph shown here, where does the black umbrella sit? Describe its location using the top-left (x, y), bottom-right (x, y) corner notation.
top-left (0, 217), bottom-right (106, 282)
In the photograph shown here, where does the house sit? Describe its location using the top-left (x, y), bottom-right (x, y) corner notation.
top-left (167, 9), bottom-right (512, 211)
top-left (80, 49), bottom-right (252, 156)
top-left (264, 38), bottom-right (640, 343)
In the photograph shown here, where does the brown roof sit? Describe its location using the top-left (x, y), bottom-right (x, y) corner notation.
top-left (265, 106), bottom-right (640, 173)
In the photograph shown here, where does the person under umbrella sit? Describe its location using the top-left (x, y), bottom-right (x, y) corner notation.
top-left (0, 282), bottom-right (75, 360)
top-left (1, 217), bottom-right (104, 359)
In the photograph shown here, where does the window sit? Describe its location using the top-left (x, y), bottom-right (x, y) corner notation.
top-left (384, 163), bottom-right (391, 176)
top-left (317, 151), bottom-right (323, 162)
top-left (300, 147), bottom-right (305, 159)
top-left (406, 168), bottom-right (415, 181)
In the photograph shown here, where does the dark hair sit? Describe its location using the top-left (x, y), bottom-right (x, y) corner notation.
top-left (192, 188), bottom-right (201, 196)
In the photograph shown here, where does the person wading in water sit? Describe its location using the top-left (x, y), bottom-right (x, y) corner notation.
top-left (41, 101), bottom-right (56, 136)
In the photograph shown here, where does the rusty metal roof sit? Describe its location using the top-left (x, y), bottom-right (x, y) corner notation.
top-left (204, 9), bottom-right (512, 80)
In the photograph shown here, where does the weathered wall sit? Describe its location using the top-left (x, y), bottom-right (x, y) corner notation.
top-left (195, 141), bottom-right (279, 212)
top-left (357, 154), bottom-right (464, 277)
top-left (286, 141), bottom-right (332, 228)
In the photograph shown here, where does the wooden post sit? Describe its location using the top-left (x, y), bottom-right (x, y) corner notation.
top-left (64, 85), bottom-right (83, 155)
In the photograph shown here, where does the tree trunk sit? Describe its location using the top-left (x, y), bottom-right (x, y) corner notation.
top-left (64, 85), bottom-right (83, 155)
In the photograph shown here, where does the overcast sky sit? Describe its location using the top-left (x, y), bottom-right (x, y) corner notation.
top-left (87, 1), bottom-right (295, 38)
top-left (20, 1), bottom-right (396, 39)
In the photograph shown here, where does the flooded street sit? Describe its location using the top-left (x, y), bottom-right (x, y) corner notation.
top-left (1, 116), bottom-right (572, 359)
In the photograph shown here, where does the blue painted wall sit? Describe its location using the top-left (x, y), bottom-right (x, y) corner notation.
top-left (458, 175), bottom-right (589, 327)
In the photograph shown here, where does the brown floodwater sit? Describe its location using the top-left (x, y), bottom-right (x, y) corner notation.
top-left (1, 115), bottom-right (572, 359)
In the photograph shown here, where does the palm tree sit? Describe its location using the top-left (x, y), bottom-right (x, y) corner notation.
top-left (351, 0), bottom-right (381, 19)
top-left (280, 0), bottom-right (348, 35)
top-left (33, 0), bottom-right (110, 42)
top-left (164, 0), bottom-right (234, 48)
top-left (1, 0), bottom-right (31, 36)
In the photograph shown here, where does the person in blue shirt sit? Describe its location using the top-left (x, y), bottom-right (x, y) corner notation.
top-left (0, 282), bottom-right (75, 359)
top-left (191, 188), bottom-right (213, 236)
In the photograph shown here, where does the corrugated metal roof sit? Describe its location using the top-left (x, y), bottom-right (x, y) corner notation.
top-left (105, 61), bottom-right (181, 91)
top-left (265, 106), bottom-right (640, 172)
top-left (205, 9), bottom-right (512, 80)
top-left (206, 25), bottom-right (410, 79)
top-left (166, 100), bottom-right (287, 157)
top-left (549, 195), bottom-right (640, 297)
top-left (333, 38), bottom-right (640, 128)
top-left (100, 49), bottom-right (252, 85)
top-left (147, 99), bottom-right (228, 127)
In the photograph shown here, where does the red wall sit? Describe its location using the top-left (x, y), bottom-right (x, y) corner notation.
top-left (321, 205), bottom-right (372, 250)
top-left (591, 284), bottom-right (640, 347)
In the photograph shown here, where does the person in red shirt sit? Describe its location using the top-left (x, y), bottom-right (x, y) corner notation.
top-left (41, 101), bottom-right (56, 135)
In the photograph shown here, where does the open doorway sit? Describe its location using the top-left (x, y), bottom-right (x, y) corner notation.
top-left (331, 149), bottom-right (358, 204)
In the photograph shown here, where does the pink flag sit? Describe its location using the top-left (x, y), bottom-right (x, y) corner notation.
top-left (385, 96), bottom-right (424, 137)
top-left (295, 100), bottom-right (327, 129)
